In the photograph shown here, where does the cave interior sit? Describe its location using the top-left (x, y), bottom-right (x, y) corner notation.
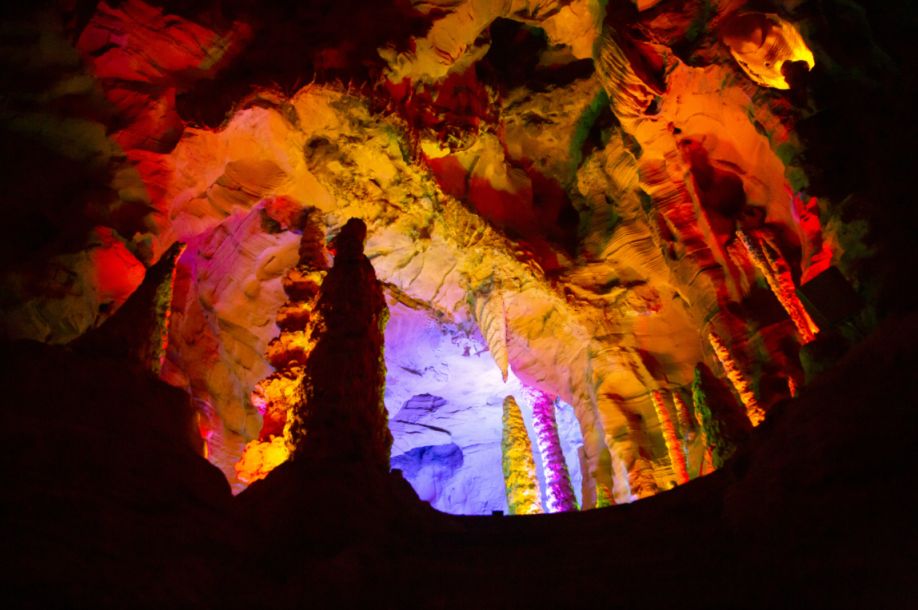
top-left (2, 0), bottom-right (917, 607)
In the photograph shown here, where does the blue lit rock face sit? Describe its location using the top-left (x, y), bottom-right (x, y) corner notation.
top-left (384, 299), bottom-right (583, 514)
top-left (390, 443), bottom-right (464, 506)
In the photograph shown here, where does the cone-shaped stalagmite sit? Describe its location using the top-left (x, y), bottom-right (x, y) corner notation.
top-left (289, 218), bottom-right (392, 469)
top-left (529, 390), bottom-right (578, 512)
top-left (72, 241), bottom-right (184, 374)
top-left (501, 395), bottom-right (543, 515)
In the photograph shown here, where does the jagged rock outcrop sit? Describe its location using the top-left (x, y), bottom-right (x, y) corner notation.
top-left (71, 241), bottom-right (183, 373)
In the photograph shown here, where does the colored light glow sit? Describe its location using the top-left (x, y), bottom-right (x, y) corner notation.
top-left (722, 13), bottom-right (815, 90)
top-left (528, 389), bottom-right (578, 513)
top-left (235, 436), bottom-right (290, 484)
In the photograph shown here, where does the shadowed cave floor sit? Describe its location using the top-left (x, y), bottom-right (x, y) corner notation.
top-left (3, 314), bottom-right (917, 608)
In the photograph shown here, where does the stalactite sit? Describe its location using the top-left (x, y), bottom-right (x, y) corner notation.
top-left (708, 332), bottom-right (766, 426)
top-left (651, 390), bottom-right (689, 485)
top-left (236, 210), bottom-right (329, 483)
top-left (736, 229), bottom-right (818, 343)
top-left (528, 390), bottom-right (578, 513)
top-left (691, 363), bottom-right (751, 469)
top-left (501, 395), bottom-right (543, 515)
top-left (472, 288), bottom-right (509, 382)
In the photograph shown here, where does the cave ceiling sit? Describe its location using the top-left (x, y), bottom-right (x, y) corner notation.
top-left (2, 0), bottom-right (913, 511)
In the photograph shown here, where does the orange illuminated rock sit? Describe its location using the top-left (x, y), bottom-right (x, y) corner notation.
top-left (708, 333), bottom-right (766, 427)
top-left (720, 12), bottom-right (815, 90)
top-left (235, 211), bottom-right (329, 484)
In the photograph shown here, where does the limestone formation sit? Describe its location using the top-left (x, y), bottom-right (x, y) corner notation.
top-left (290, 218), bottom-right (392, 469)
top-left (529, 389), bottom-right (579, 512)
top-left (501, 395), bottom-right (543, 515)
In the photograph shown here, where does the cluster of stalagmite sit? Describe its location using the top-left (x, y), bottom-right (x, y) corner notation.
top-left (235, 211), bottom-right (328, 483)
top-left (14, 0), bottom-right (845, 508)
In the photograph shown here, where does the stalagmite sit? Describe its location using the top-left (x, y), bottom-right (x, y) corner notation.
top-left (708, 332), bottom-right (766, 427)
top-left (236, 210), bottom-right (329, 483)
top-left (651, 391), bottom-right (689, 485)
top-left (472, 288), bottom-right (509, 382)
top-left (529, 390), bottom-right (578, 513)
top-left (72, 241), bottom-right (185, 374)
top-left (501, 395), bottom-right (543, 515)
top-left (289, 218), bottom-right (392, 468)
top-left (737, 230), bottom-right (818, 343)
